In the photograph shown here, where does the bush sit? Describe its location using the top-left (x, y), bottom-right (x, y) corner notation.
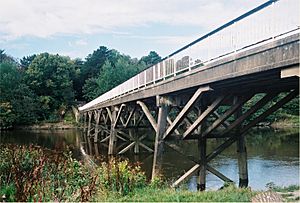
top-left (0, 145), bottom-right (98, 202)
top-left (98, 158), bottom-right (146, 196)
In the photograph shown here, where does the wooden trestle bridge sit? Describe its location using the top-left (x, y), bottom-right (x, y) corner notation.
top-left (79, 0), bottom-right (299, 190)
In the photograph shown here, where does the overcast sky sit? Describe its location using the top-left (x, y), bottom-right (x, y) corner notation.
top-left (0, 0), bottom-right (266, 60)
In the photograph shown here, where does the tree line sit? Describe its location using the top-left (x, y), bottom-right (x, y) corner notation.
top-left (0, 47), bottom-right (298, 129)
top-left (0, 48), bottom-right (161, 128)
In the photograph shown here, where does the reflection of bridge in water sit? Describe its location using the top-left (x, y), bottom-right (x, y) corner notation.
top-left (79, 0), bottom-right (299, 190)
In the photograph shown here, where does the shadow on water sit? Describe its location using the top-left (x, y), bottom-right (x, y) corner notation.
top-left (0, 127), bottom-right (298, 190)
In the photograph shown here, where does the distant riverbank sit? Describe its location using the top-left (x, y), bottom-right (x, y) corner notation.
top-left (14, 121), bottom-right (79, 130)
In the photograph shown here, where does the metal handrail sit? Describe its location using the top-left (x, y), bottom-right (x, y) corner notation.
top-left (79, 0), bottom-right (299, 111)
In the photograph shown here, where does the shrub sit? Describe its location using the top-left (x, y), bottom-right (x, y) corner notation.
top-left (0, 144), bottom-right (98, 202)
top-left (98, 158), bottom-right (146, 196)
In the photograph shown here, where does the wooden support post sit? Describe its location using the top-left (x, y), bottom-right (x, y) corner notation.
top-left (87, 111), bottom-right (92, 137)
top-left (132, 129), bottom-right (140, 154)
top-left (108, 107), bottom-right (117, 155)
top-left (234, 96), bottom-right (248, 188)
top-left (197, 104), bottom-right (207, 191)
top-left (94, 110), bottom-right (101, 143)
top-left (198, 137), bottom-right (206, 191)
top-left (83, 112), bottom-right (87, 132)
top-left (152, 97), bottom-right (169, 180)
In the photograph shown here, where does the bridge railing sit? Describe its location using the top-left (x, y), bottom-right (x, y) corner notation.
top-left (79, 0), bottom-right (299, 111)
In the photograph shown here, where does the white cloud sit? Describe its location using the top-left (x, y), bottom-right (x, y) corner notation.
top-left (0, 0), bottom-right (265, 40)
top-left (68, 39), bottom-right (88, 47)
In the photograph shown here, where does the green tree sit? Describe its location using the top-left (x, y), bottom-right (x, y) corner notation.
top-left (82, 56), bottom-right (143, 100)
top-left (0, 50), bottom-right (16, 64)
top-left (139, 51), bottom-right (161, 67)
top-left (20, 54), bottom-right (36, 70)
top-left (25, 53), bottom-right (75, 119)
top-left (0, 62), bottom-right (40, 127)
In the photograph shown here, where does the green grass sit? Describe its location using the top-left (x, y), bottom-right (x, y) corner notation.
top-left (97, 185), bottom-right (256, 202)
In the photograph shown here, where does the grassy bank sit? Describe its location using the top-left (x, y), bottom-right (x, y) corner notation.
top-left (271, 114), bottom-right (299, 129)
top-left (0, 144), bottom-right (298, 202)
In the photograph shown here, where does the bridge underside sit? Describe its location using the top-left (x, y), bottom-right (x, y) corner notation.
top-left (80, 34), bottom-right (299, 190)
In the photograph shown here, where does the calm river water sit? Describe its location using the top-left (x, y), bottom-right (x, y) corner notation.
top-left (0, 127), bottom-right (299, 190)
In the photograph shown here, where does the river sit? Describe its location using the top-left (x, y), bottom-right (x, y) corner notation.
top-left (0, 127), bottom-right (299, 190)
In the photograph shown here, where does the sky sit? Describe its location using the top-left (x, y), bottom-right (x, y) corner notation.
top-left (0, 0), bottom-right (266, 61)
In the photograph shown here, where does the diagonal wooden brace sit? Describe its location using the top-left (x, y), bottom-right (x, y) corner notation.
top-left (183, 95), bottom-right (226, 139)
top-left (124, 106), bottom-right (136, 128)
top-left (137, 101), bottom-right (158, 132)
top-left (163, 86), bottom-right (211, 139)
top-left (113, 104), bottom-right (125, 128)
top-left (202, 94), bottom-right (253, 138)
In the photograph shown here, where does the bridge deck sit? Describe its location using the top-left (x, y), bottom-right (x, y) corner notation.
top-left (81, 33), bottom-right (299, 112)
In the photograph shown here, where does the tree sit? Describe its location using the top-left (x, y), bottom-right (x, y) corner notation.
top-left (82, 56), bottom-right (143, 100)
top-left (25, 53), bottom-right (75, 119)
top-left (76, 46), bottom-right (119, 100)
top-left (0, 62), bottom-right (40, 127)
top-left (20, 54), bottom-right (36, 70)
top-left (139, 51), bottom-right (161, 67)
top-left (0, 49), bottom-right (16, 64)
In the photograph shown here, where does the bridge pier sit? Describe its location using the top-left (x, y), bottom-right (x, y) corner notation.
top-left (87, 111), bottom-right (93, 137)
top-left (234, 96), bottom-right (249, 188)
top-left (151, 96), bottom-right (170, 180)
top-left (83, 112), bottom-right (87, 132)
top-left (197, 137), bottom-right (207, 191)
top-left (108, 106), bottom-right (117, 155)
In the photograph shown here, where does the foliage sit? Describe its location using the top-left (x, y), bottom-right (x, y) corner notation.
top-left (0, 50), bottom-right (16, 64)
top-left (25, 53), bottom-right (75, 119)
top-left (20, 54), bottom-right (36, 70)
top-left (0, 144), bottom-right (98, 202)
top-left (98, 158), bottom-right (146, 197)
top-left (83, 55), bottom-right (144, 100)
top-left (0, 62), bottom-right (40, 127)
top-left (139, 51), bottom-right (162, 67)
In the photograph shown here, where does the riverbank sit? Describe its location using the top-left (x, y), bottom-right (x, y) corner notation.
top-left (13, 121), bottom-right (80, 130)
top-left (271, 115), bottom-right (299, 129)
top-left (0, 144), bottom-right (299, 202)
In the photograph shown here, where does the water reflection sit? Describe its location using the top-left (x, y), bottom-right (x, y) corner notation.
top-left (0, 127), bottom-right (298, 190)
